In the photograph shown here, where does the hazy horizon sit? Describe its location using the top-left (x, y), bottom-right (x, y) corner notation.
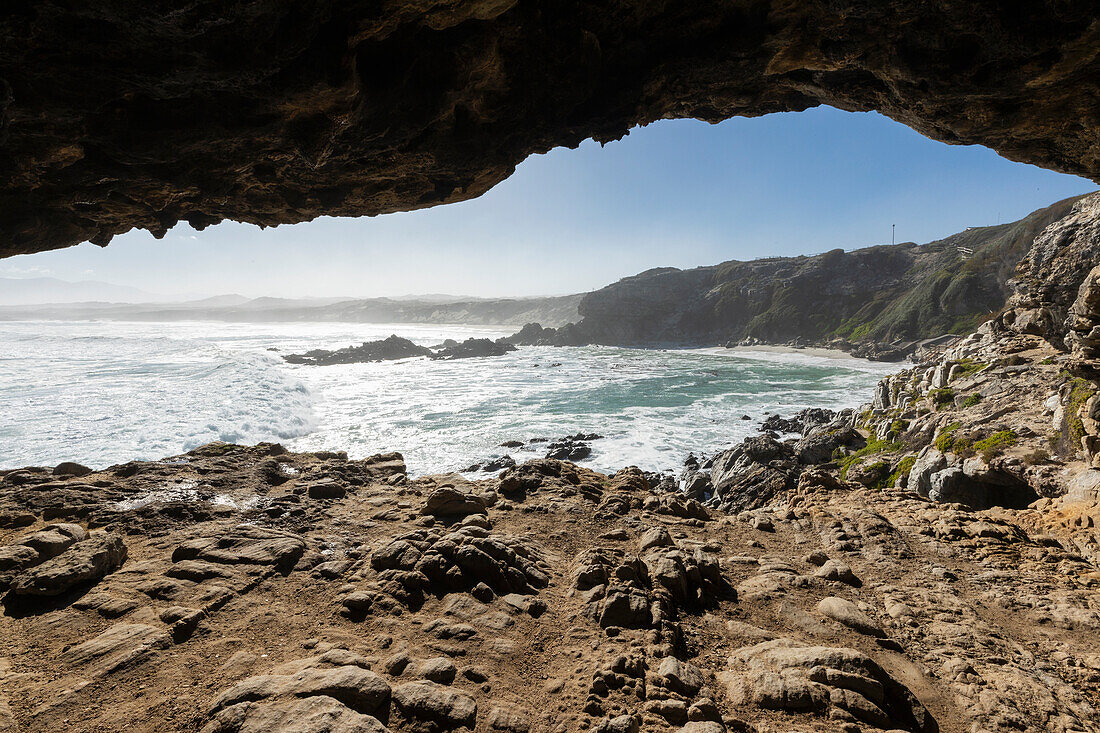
top-left (2, 106), bottom-right (1096, 301)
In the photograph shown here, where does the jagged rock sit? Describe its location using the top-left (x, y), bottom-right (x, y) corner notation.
top-left (284, 335), bottom-right (431, 365)
top-left (908, 448), bottom-right (948, 498)
top-left (656, 657), bottom-right (704, 697)
top-left (795, 425), bottom-right (865, 466)
top-left (708, 436), bottom-right (797, 512)
top-left (638, 527), bottom-right (673, 553)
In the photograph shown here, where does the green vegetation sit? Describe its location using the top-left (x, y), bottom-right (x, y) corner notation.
top-left (951, 358), bottom-right (987, 380)
top-left (934, 422), bottom-right (961, 452)
top-left (888, 418), bottom-right (909, 439)
top-left (933, 422), bottom-right (972, 456)
top-left (973, 430), bottom-right (1018, 462)
top-left (1065, 376), bottom-right (1094, 448)
top-left (1040, 356), bottom-right (1056, 365)
top-left (928, 388), bottom-right (956, 409)
top-left (838, 437), bottom-right (905, 480)
top-left (960, 393), bottom-right (982, 408)
top-left (887, 455), bottom-right (918, 488)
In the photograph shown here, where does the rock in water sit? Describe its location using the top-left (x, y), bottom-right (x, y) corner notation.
top-left (284, 335), bottom-right (431, 365)
top-left (430, 338), bottom-right (517, 360)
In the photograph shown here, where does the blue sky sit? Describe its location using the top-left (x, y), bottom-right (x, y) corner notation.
top-left (3, 106), bottom-right (1096, 298)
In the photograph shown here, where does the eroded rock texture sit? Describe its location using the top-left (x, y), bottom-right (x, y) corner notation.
top-left (3, 442), bottom-right (1100, 732)
top-left (2, 1), bottom-right (1099, 257)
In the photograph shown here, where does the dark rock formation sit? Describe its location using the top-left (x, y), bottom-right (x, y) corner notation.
top-left (283, 334), bottom-right (517, 365)
top-left (284, 335), bottom-right (431, 365)
top-left (545, 433), bottom-right (603, 462)
top-left (501, 322), bottom-right (561, 346)
top-left (2, 3), bottom-right (1099, 258)
top-left (430, 338), bottom-right (516, 360)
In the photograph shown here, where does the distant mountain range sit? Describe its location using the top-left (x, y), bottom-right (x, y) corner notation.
top-left (0, 277), bottom-right (171, 305)
top-left (0, 290), bottom-right (584, 328)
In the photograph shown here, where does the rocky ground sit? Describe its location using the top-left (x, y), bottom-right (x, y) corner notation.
top-left (2, 428), bottom-right (1099, 733)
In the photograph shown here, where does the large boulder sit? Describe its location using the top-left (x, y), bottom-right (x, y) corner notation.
top-left (708, 436), bottom-right (797, 512)
top-left (10, 532), bottom-right (127, 597)
top-left (421, 488), bottom-right (487, 518)
top-left (392, 681), bottom-right (477, 730)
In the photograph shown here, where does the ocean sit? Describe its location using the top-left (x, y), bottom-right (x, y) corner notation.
top-left (0, 320), bottom-right (900, 475)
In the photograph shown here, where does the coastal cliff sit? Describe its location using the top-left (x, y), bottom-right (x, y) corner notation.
top-left (511, 194), bottom-right (1093, 359)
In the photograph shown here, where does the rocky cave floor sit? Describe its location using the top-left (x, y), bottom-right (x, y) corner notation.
top-left (1, 416), bottom-right (1099, 733)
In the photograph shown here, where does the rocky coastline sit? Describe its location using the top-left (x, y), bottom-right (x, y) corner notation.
top-left (3, 195), bottom-right (1100, 731)
top-left (504, 195), bottom-right (1094, 363)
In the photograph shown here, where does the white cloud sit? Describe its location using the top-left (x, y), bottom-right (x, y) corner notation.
top-left (0, 264), bottom-right (53, 278)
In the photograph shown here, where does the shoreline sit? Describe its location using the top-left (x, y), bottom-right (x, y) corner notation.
top-left (686, 343), bottom-right (901, 364)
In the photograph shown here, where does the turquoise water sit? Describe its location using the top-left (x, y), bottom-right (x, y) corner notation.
top-left (0, 320), bottom-right (900, 474)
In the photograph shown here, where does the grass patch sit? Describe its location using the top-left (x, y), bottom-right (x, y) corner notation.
top-left (888, 418), bottom-right (909, 439)
top-left (928, 388), bottom-right (956, 409)
top-left (1065, 376), bottom-right (1095, 449)
top-left (951, 358), bottom-right (987, 380)
top-left (1024, 448), bottom-right (1050, 465)
top-left (838, 438), bottom-right (905, 480)
top-left (960, 393), bottom-right (982, 408)
top-left (973, 430), bottom-right (1018, 462)
top-left (933, 422), bottom-right (972, 457)
top-left (885, 455), bottom-right (918, 488)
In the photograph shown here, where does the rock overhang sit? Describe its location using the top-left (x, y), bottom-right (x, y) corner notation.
top-left (1, 0), bottom-right (1098, 258)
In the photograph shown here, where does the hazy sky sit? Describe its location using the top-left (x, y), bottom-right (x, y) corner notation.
top-left (3, 106), bottom-right (1096, 299)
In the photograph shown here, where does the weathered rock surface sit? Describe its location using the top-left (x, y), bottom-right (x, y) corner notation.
top-left (0, 426), bottom-right (1099, 732)
top-left (2, 4), bottom-right (1099, 258)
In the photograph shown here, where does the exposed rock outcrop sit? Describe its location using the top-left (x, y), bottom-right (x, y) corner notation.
top-left (2, 440), bottom-right (1099, 731)
top-left (284, 335), bottom-right (432, 365)
top-left (284, 335), bottom-right (517, 365)
top-left (2, 4), bottom-right (1099, 258)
